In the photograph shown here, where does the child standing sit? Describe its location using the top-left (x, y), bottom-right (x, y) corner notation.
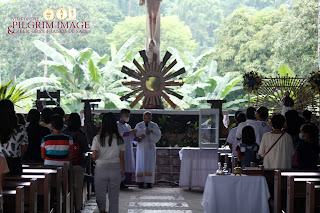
top-left (238, 126), bottom-right (259, 168)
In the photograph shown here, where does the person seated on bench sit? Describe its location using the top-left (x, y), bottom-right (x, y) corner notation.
top-left (237, 126), bottom-right (259, 168)
top-left (63, 113), bottom-right (89, 213)
top-left (258, 114), bottom-right (294, 169)
top-left (0, 154), bottom-right (9, 194)
top-left (297, 123), bottom-right (320, 170)
top-left (0, 99), bottom-right (28, 175)
top-left (41, 115), bottom-right (73, 166)
top-left (23, 109), bottom-right (51, 163)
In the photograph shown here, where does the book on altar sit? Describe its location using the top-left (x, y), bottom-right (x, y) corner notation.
top-left (135, 128), bottom-right (146, 137)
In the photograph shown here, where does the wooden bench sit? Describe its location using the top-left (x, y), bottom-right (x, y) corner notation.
top-left (22, 167), bottom-right (63, 213)
top-left (2, 186), bottom-right (24, 213)
top-left (5, 174), bottom-right (51, 213)
top-left (287, 177), bottom-right (320, 213)
top-left (23, 163), bottom-right (73, 213)
top-left (0, 194), bottom-right (3, 213)
top-left (306, 182), bottom-right (320, 213)
top-left (274, 170), bottom-right (320, 213)
top-left (243, 165), bottom-right (264, 176)
top-left (3, 178), bottom-right (37, 213)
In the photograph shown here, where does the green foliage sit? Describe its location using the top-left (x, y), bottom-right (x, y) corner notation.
top-left (0, 79), bottom-right (30, 105)
top-left (214, 7), bottom-right (288, 75)
top-left (167, 0), bottom-right (223, 52)
top-left (0, 0), bottom-right (314, 112)
top-left (33, 35), bottom-right (138, 112)
top-left (106, 16), bottom-right (197, 61)
top-left (164, 47), bottom-right (243, 109)
top-left (0, 0), bottom-right (125, 83)
top-left (274, 0), bottom-right (318, 76)
top-left (278, 64), bottom-right (295, 77)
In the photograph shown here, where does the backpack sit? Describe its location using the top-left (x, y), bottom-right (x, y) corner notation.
top-left (72, 135), bottom-right (83, 165)
top-left (240, 143), bottom-right (259, 168)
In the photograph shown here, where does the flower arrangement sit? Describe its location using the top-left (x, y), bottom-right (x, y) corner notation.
top-left (243, 71), bottom-right (263, 93)
top-left (307, 71), bottom-right (320, 94)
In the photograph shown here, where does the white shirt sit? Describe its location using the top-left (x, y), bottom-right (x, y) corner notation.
top-left (226, 127), bottom-right (239, 156)
top-left (258, 132), bottom-right (294, 169)
top-left (249, 120), bottom-right (272, 145)
top-left (236, 119), bottom-right (256, 139)
top-left (91, 135), bottom-right (125, 165)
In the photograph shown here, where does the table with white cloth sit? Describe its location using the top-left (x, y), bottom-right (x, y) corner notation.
top-left (179, 147), bottom-right (230, 188)
top-left (202, 174), bottom-right (270, 213)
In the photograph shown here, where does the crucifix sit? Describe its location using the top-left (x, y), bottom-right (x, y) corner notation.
top-left (120, 0), bottom-right (185, 109)
top-left (139, 0), bottom-right (162, 62)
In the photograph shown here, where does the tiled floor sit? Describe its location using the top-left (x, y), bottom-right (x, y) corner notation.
top-left (81, 187), bottom-right (204, 213)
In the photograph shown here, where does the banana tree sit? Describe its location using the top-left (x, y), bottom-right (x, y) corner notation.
top-left (159, 47), bottom-right (243, 109)
top-left (33, 35), bottom-right (137, 112)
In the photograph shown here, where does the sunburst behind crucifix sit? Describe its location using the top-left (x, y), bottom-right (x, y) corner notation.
top-left (120, 50), bottom-right (185, 109)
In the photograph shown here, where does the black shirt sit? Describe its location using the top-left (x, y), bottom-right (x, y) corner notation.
top-left (24, 123), bottom-right (51, 162)
top-left (297, 141), bottom-right (319, 169)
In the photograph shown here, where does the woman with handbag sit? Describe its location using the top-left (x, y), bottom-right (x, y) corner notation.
top-left (258, 114), bottom-right (294, 169)
top-left (91, 113), bottom-right (125, 213)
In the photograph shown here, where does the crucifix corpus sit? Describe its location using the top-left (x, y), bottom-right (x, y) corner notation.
top-left (120, 0), bottom-right (185, 109)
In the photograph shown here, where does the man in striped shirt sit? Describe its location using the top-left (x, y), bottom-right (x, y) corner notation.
top-left (41, 115), bottom-right (73, 166)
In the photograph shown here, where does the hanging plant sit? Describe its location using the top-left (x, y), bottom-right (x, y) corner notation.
top-left (307, 71), bottom-right (320, 94)
top-left (243, 71), bottom-right (263, 94)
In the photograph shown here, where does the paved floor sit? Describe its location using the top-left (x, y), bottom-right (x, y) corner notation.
top-left (81, 187), bottom-right (204, 213)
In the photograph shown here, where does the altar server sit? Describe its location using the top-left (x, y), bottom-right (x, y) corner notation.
top-left (134, 111), bottom-right (161, 188)
top-left (117, 109), bottom-right (136, 188)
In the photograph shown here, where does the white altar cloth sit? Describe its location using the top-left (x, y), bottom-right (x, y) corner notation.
top-left (202, 174), bottom-right (270, 213)
top-left (179, 147), bottom-right (230, 188)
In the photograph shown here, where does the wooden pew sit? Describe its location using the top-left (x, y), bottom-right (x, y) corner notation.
top-left (287, 177), bottom-right (320, 213)
top-left (22, 167), bottom-right (63, 213)
top-left (5, 174), bottom-right (51, 213)
top-left (0, 194), bottom-right (3, 213)
top-left (22, 164), bottom-right (72, 213)
top-left (2, 186), bottom-right (24, 213)
top-left (274, 170), bottom-right (320, 213)
top-left (3, 178), bottom-right (37, 213)
top-left (243, 165), bottom-right (264, 176)
top-left (306, 182), bottom-right (320, 213)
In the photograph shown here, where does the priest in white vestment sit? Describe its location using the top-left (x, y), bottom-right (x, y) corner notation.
top-left (117, 109), bottom-right (136, 188)
top-left (134, 111), bottom-right (161, 188)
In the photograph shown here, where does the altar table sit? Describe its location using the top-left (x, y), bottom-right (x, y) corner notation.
top-left (179, 147), bottom-right (230, 188)
top-left (202, 174), bottom-right (270, 213)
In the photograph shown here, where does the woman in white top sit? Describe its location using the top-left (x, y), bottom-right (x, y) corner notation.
top-left (91, 113), bottom-right (125, 213)
top-left (258, 114), bottom-right (294, 169)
